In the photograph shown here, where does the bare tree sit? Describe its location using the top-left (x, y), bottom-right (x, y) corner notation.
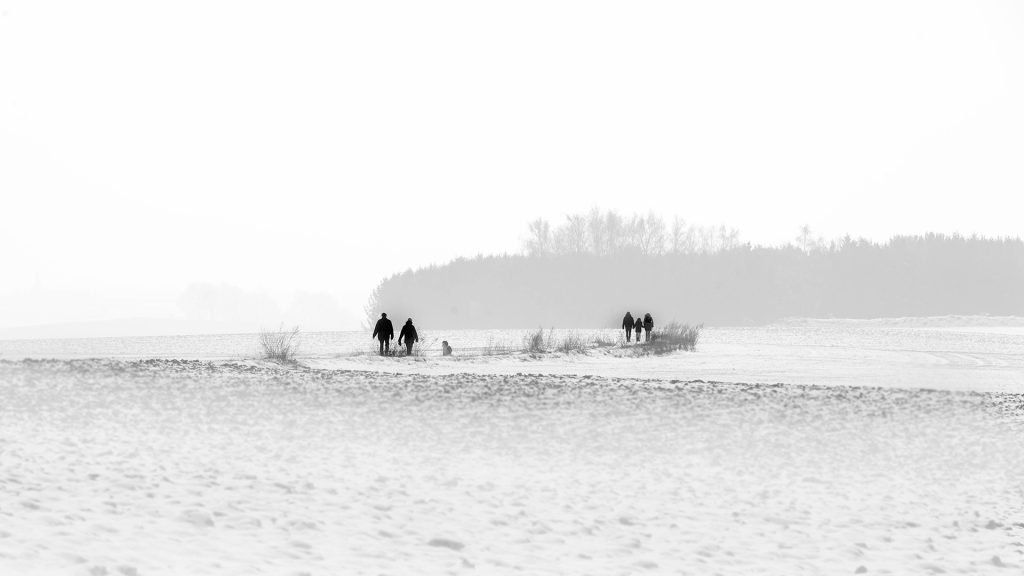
top-left (646, 212), bottom-right (666, 255)
top-left (604, 210), bottom-right (625, 254)
top-left (634, 212), bottom-right (666, 255)
top-left (681, 224), bottom-right (700, 254)
top-left (797, 224), bottom-right (813, 252)
top-left (697, 226), bottom-right (715, 254)
top-left (586, 207), bottom-right (607, 255)
top-left (525, 218), bottom-right (552, 255)
top-left (563, 214), bottom-right (588, 254)
top-left (669, 216), bottom-right (685, 253)
top-left (622, 214), bottom-right (642, 252)
top-left (796, 224), bottom-right (824, 253)
top-left (551, 228), bottom-right (567, 254)
top-left (717, 225), bottom-right (741, 251)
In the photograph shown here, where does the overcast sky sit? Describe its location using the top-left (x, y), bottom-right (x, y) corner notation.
top-left (2, 1), bottom-right (1022, 333)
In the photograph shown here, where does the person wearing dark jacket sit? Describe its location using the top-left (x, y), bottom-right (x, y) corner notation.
top-left (398, 318), bottom-right (419, 356)
top-left (633, 316), bottom-right (643, 342)
top-left (622, 312), bottom-right (634, 342)
top-left (643, 313), bottom-right (654, 342)
top-left (371, 313), bottom-right (394, 355)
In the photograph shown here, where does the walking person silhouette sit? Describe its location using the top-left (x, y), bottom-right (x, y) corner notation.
top-left (372, 313), bottom-right (394, 355)
top-left (398, 318), bottom-right (419, 356)
top-left (622, 311), bottom-right (635, 342)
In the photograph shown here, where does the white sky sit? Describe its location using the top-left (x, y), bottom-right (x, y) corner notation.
top-left (2, 1), bottom-right (1022, 332)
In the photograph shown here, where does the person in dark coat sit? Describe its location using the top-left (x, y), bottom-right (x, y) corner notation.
top-left (643, 313), bottom-right (654, 342)
top-left (398, 318), bottom-right (419, 356)
top-left (633, 316), bottom-right (643, 342)
top-left (371, 313), bottom-right (394, 355)
top-left (622, 312), bottom-right (634, 342)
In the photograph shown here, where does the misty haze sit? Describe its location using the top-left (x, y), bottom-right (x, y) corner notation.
top-left (2, 2), bottom-right (1023, 575)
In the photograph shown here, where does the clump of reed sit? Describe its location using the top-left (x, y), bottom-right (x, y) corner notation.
top-left (641, 322), bottom-right (702, 354)
top-left (557, 331), bottom-right (589, 353)
top-left (521, 327), bottom-right (556, 353)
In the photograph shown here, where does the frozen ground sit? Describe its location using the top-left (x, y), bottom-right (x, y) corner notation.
top-left (1, 358), bottom-right (1022, 575)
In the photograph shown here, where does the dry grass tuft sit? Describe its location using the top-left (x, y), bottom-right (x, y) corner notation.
top-left (557, 331), bottom-right (589, 353)
top-left (641, 322), bottom-right (702, 354)
top-left (258, 325), bottom-right (301, 363)
top-left (522, 328), bottom-right (548, 353)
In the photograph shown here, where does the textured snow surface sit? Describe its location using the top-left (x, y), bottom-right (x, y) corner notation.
top-left (1, 359), bottom-right (1022, 575)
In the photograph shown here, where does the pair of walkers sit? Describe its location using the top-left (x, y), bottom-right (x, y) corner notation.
top-left (371, 313), bottom-right (418, 356)
top-left (621, 312), bottom-right (654, 342)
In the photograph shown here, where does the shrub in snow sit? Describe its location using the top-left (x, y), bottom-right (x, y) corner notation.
top-left (258, 325), bottom-right (301, 363)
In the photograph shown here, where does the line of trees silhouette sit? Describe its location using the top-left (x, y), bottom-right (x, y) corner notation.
top-left (366, 209), bottom-right (1024, 328)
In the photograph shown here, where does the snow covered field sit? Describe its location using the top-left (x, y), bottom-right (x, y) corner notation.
top-left (1, 357), bottom-right (1022, 575)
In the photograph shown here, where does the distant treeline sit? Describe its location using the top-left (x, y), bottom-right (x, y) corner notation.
top-left (366, 210), bottom-right (1024, 328)
top-left (523, 208), bottom-right (744, 256)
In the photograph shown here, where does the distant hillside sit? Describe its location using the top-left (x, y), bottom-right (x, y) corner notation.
top-left (366, 232), bottom-right (1024, 329)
